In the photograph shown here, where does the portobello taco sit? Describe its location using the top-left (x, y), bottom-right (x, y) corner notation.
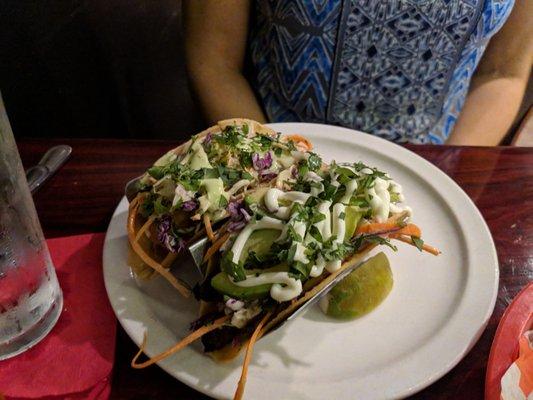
top-left (128, 127), bottom-right (440, 399)
top-left (127, 118), bottom-right (315, 297)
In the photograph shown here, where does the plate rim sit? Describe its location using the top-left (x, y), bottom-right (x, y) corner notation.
top-left (103, 122), bottom-right (499, 399)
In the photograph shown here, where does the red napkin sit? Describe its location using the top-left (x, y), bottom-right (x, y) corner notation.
top-left (0, 233), bottom-right (117, 400)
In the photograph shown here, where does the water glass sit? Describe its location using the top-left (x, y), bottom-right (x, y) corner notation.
top-left (0, 93), bottom-right (63, 360)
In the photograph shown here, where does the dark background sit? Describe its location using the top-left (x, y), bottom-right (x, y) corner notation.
top-left (0, 1), bottom-right (531, 142)
top-left (0, 0), bottom-right (203, 141)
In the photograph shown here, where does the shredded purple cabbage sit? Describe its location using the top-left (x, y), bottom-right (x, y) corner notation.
top-left (227, 200), bottom-right (253, 232)
top-left (203, 132), bottom-right (213, 146)
top-left (156, 216), bottom-right (185, 253)
top-left (291, 165), bottom-right (298, 178)
top-left (259, 170), bottom-right (277, 182)
top-left (228, 220), bottom-right (246, 232)
top-left (182, 199), bottom-right (198, 212)
top-left (252, 151), bottom-right (273, 171)
top-left (227, 200), bottom-right (243, 219)
top-left (241, 208), bottom-right (251, 221)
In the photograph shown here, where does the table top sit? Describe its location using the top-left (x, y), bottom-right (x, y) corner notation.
top-left (18, 138), bottom-right (533, 400)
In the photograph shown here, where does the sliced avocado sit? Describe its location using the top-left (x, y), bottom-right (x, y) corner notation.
top-left (344, 206), bottom-right (362, 241)
top-left (211, 272), bottom-right (271, 300)
top-left (211, 264), bottom-right (288, 300)
top-left (239, 229), bottom-right (281, 264)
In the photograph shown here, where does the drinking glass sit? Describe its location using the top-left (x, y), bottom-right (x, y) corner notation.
top-left (0, 93), bottom-right (63, 360)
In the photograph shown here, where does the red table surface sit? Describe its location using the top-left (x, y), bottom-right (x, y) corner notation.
top-left (17, 138), bottom-right (533, 400)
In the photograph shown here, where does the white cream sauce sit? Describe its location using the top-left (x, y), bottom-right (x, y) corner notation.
top-left (233, 272), bottom-right (303, 303)
top-left (365, 177), bottom-right (391, 223)
top-left (227, 164), bottom-right (409, 302)
top-left (230, 216), bottom-right (284, 263)
top-left (264, 188), bottom-right (311, 219)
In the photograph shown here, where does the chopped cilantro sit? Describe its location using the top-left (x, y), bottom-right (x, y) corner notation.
top-left (311, 212), bottom-right (326, 224)
top-left (218, 195), bottom-right (228, 208)
top-left (286, 243), bottom-right (297, 263)
top-left (217, 165), bottom-right (241, 187)
top-left (215, 125), bottom-right (242, 147)
top-left (239, 151), bottom-right (253, 168)
top-left (153, 197), bottom-right (170, 215)
top-left (319, 179), bottom-right (338, 200)
top-left (352, 234), bottom-right (397, 252)
top-left (221, 251), bottom-right (246, 282)
top-left (139, 195), bottom-right (155, 217)
top-left (286, 140), bottom-right (297, 151)
top-left (291, 261), bottom-right (310, 280)
top-left (411, 236), bottom-right (424, 252)
top-left (309, 225), bottom-right (323, 242)
top-left (297, 160), bottom-right (309, 177)
top-left (147, 166), bottom-right (165, 180)
top-left (307, 153), bottom-right (322, 171)
top-left (287, 224), bottom-right (303, 242)
top-left (349, 197), bottom-right (370, 208)
top-left (256, 134), bottom-right (274, 151)
top-left (202, 168), bottom-right (218, 179)
top-left (241, 171), bottom-right (254, 180)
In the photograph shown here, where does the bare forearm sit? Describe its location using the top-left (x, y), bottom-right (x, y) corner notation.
top-left (447, 75), bottom-right (527, 145)
top-left (448, 0), bottom-right (532, 146)
top-left (183, 0), bottom-right (264, 125)
top-left (188, 66), bottom-right (266, 125)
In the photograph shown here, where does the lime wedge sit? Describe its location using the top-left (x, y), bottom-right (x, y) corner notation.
top-left (320, 252), bottom-right (393, 319)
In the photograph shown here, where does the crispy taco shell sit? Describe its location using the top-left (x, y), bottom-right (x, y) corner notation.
top-left (127, 119), bottom-right (312, 286)
top-left (207, 244), bottom-right (377, 361)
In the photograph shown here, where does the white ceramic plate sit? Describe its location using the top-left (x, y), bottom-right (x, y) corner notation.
top-left (103, 123), bottom-right (498, 400)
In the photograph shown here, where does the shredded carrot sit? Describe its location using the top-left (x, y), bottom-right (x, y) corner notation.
top-left (128, 202), bottom-right (191, 298)
top-left (285, 134), bottom-right (313, 151)
top-left (386, 210), bottom-right (410, 224)
top-left (214, 220), bottom-right (230, 240)
top-left (395, 224), bottom-right (421, 237)
top-left (129, 194), bottom-right (142, 211)
top-left (356, 222), bottom-right (397, 235)
top-left (356, 221), bottom-right (421, 237)
top-left (161, 252), bottom-right (178, 268)
top-left (203, 214), bottom-right (215, 242)
top-left (135, 216), bottom-right (155, 242)
top-left (233, 312), bottom-right (272, 400)
top-left (131, 315), bottom-right (229, 369)
top-left (393, 234), bottom-right (441, 256)
top-left (203, 232), bottom-right (231, 262)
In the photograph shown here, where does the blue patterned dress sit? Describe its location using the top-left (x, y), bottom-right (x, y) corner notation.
top-left (249, 0), bottom-right (514, 143)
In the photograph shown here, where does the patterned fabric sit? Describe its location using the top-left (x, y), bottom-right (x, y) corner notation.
top-left (249, 0), bottom-right (514, 144)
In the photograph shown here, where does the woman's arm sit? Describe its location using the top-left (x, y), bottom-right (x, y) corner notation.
top-left (183, 0), bottom-right (266, 124)
top-left (447, 0), bottom-right (532, 146)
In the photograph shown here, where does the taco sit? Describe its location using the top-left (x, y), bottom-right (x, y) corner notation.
top-left (130, 149), bottom-right (440, 399)
top-left (127, 118), bottom-right (315, 297)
